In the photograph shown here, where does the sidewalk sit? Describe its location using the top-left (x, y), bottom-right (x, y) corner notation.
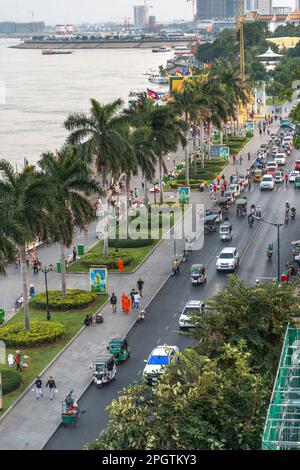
top-left (0, 120), bottom-right (275, 449)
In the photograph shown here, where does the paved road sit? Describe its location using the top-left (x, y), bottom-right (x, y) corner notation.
top-left (46, 140), bottom-right (300, 450)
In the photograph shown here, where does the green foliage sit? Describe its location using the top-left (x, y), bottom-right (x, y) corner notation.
top-left (107, 238), bottom-right (153, 248)
top-left (80, 252), bottom-right (133, 269)
top-left (0, 321), bottom-right (65, 347)
top-left (289, 103), bottom-right (300, 123)
top-left (1, 371), bottom-right (23, 395)
top-left (86, 343), bottom-right (267, 450)
top-left (31, 289), bottom-right (97, 311)
top-left (192, 277), bottom-right (297, 373)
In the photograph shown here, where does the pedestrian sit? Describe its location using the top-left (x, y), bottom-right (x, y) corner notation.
top-left (239, 155), bottom-right (243, 165)
top-left (232, 155), bottom-right (236, 165)
top-left (72, 247), bottom-right (77, 262)
top-left (285, 172), bottom-right (289, 187)
top-left (125, 296), bottom-right (131, 315)
top-left (29, 284), bottom-right (35, 299)
top-left (248, 152), bottom-right (251, 161)
top-left (220, 183), bottom-right (225, 197)
top-left (83, 314), bottom-right (90, 327)
top-left (121, 293), bottom-right (127, 312)
top-left (230, 175), bottom-right (234, 184)
top-left (248, 178), bottom-right (252, 191)
top-left (46, 376), bottom-right (57, 400)
top-left (83, 224), bottom-right (88, 237)
top-left (213, 184), bottom-right (217, 194)
top-left (223, 179), bottom-right (228, 190)
top-left (15, 350), bottom-right (22, 372)
top-left (259, 128), bottom-right (262, 136)
top-left (117, 258), bottom-right (124, 273)
top-left (216, 174), bottom-right (221, 185)
top-left (110, 293), bottom-right (117, 313)
top-left (137, 278), bottom-right (144, 297)
top-left (33, 258), bottom-right (39, 275)
top-left (130, 288), bottom-right (137, 307)
top-left (35, 376), bottom-right (43, 399)
top-left (133, 292), bottom-right (141, 310)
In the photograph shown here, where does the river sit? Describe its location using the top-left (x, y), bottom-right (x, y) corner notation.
top-left (0, 38), bottom-right (172, 166)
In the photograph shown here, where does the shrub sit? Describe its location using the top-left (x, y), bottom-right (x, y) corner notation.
top-left (31, 289), bottom-right (97, 311)
top-left (108, 238), bottom-right (153, 248)
top-left (2, 370), bottom-right (23, 395)
top-left (80, 252), bottom-right (133, 269)
top-left (0, 321), bottom-right (65, 347)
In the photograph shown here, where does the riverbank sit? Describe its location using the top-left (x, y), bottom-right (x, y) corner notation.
top-left (11, 40), bottom-right (192, 50)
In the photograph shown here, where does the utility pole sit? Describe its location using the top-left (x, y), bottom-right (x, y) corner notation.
top-left (237, 0), bottom-right (245, 78)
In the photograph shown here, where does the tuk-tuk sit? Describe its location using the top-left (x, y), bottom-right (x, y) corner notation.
top-left (254, 169), bottom-right (262, 182)
top-left (61, 390), bottom-right (80, 428)
top-left (204, 214), bottom-right (218, 234)
top-left (291, 240), bottom-right (300, 263)
top-left (216, 197), bottom-right (230, 217)
top-left (224, 190), bottom-right (236, 204)
top-left (90, 354), bottom-right (117, 388)
top-left (107, 337), bottom-right (130, 363)
top-left (236, 198), bottom-right (247, 216)
top-left (219, 221), bottom-right (233, 241)
top-left (294, 176), bottom-right (300, 190)
top-left (190, 264), bottom-right (206, 285)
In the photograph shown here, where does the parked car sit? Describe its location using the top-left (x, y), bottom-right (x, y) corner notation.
top-left (260, 174), bottom-right (274, 190)
top-left (179, 300), bottom-right (205, 330)
top-left (289, 171), bottom-right (300, 182)
top-left (216, 247), bottom-right (240, 272)
top-left (143, 345), bottom-right (179, 385)
top-left (274, 153), bottom-right (287, 166)
top-left (272, 146), bottom-right (279, 156)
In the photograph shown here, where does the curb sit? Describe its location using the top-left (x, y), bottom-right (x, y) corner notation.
top-left (0, 297), bottom-right (109, 425)
top-left (43, 271), bottom-right (172, 450)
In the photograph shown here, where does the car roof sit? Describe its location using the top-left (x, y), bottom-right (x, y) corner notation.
top-left (220, 247), bottom-right (237, 253)
top-left (150, 346), bottom-right (175, 356)
top-left (184, 300), bottom-right (203, 308)
top-left (262, 174), bottom-right (273, 179)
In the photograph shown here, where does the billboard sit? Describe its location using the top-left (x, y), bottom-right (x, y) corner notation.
top-left (178, 187), bottom-right (190, 204)
top-left (90, 267), bottom-right (108, 294)
top-left (246, 121), bottom-right (254, 136)
top-left (211, 145), bottom-right (229, 160)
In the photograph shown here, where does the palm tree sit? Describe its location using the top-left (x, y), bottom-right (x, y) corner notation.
top-left (64, 98), bottom-right (134, 189)
top-left (0, 203), bottom-right (23, 275)
top-left (39, 146), bottom-right (98, 296)
top-left (0, 160), bottom-right (54, 331)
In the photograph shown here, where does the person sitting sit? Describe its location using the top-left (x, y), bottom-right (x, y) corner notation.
top-left (83, 315), bottom-right (90, 327)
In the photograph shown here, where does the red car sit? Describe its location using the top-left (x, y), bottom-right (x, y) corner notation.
top-left (295, 160), bottom-right (300, 171)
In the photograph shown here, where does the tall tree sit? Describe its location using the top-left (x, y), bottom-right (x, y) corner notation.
top-left (0, 160), bottom-right (53, 330)
top-left (0, 203), bottom-right (23, 275)
top-left (39, 146), bottom-right (98, 296)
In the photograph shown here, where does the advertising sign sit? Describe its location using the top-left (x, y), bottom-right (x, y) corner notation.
top-left (178, 187), bottom-right (190, 204)
top-left (90, 267), bottom-right (108, 294)
top-left (246, 121), bottom-right (254, 136)
top-left (211, 145), bottom-right (229, 159)
top-left (219, 147), bottom-right (229, 160)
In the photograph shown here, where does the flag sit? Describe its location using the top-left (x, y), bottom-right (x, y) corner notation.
top-left (175, 70), bottom-right (183, 76)
top-left (24, 158), bottom-right (31, 169)
top-left (146, 88), bottom-right (159, 100)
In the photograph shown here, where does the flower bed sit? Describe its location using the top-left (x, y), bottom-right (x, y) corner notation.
top-left (80, 252), bottom-right (133, 269)
top-left (1, 371), bottom-right (23, 395)
top-left (0, 321), bottom-right (65, 347)
top-left (31, 289), bottom-right (97, 311)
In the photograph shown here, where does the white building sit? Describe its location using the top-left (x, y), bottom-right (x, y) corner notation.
top-left (134, 5), bottom-right (147, 28)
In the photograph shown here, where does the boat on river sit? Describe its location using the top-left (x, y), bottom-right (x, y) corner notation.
top-left (42, 49), bottom-right (73, 55)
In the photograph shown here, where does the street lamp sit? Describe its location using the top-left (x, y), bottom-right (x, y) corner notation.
top-left (170, 210), bottom-right (176, 257)
top-left (254, 216), bottom-right (283, 282)
top-left (41, 265), bottom-right (53, 321)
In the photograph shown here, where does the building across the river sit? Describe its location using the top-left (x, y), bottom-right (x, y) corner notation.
top-left (0, 21), bottom-right (45, 34)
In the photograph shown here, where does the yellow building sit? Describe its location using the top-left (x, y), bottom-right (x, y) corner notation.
top-left (267, 37), bottom-right (300, 50)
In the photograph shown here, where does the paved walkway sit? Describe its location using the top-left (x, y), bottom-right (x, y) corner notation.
top-left (0, 119), bottom-right (277, 449)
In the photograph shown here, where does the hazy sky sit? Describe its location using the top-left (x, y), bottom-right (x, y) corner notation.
top-left (0, 0), bottom-right (295, 24)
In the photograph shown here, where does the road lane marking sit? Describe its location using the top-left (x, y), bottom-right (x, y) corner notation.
top-left (157, 338), bottom-right (161, 344)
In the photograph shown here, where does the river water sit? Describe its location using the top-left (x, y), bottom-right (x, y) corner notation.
top-left (0, 38), bottom-right (172, 166)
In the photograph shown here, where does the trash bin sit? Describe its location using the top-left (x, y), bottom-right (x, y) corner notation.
top-left (77, 244), bottom-right (85, 256)
top-left (57, 261), bottom-right (62, 273)
top-left (0, 309), bottom-right (4, 324)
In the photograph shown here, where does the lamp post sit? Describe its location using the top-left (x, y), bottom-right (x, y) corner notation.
top-left (41, 265), bottom-right (53, 321)
top-left (170, 210), bottom-right (176, 257)
top-left (254, 216), bottom-right (283, 282)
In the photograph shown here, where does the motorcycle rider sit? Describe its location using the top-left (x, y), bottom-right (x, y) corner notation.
top-left (256, 205), bottom-right (262, 218)
top-left (248, 213), bottom-right (254, 225)
top-left (291, 206), bottom-right (296, 218)
top-left (172, 258), bottom-right (180, 275)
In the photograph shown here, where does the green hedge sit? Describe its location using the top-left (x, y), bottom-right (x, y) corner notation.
top-left (108, 238), bottom-right (154, 248)
top-left (31, 289), bottom-right (97, 311)
top-left (81, 252), bottom-right (133, 269)
top-left (2, 371), bottom-right (23, 395)
top-left (0, 321), bottom-right (65, 347)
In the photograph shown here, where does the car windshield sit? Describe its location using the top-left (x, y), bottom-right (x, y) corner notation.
top-left (263, 177), bottom-right (272, 181)
top-left (220, 226), bottom-right (229, 233)
top-left (148, 355), bottom-right (169, 365)
top-left (183, 307), bottom-right (200, 315)
top-left (95, 364), bottom-right (105, 372)
top-left (219, 252), bottom-right (234, 259)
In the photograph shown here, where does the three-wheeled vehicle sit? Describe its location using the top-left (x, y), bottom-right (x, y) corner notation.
top-left (219, 221), bottom-right (233, 241)
top-left (294, 176), bottom-right (300, 190)
top-left (107, 337), bottom-right (130, 363)
top-left (61, 390), bottom-right (80, 428)
top-left (291, 240), bottom-right (300, 263)
top-left (224, 189), bottom-right (236, 204)
top-left (204, 214), bottom-right (218, 234)
top-left (254, 169), bottom-right (263, 182)
top-left (236, 198), bottom-right (247, 216)
top-left (90, 354), bottom-right (117, 388)
top-left (216, 197), bottom-right (230, 218)
top-left (190, 264), bottom-right (206, 285)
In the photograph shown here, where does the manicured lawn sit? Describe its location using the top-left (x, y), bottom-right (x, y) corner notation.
top-left (67, 241), bottom-right (159, 273)
top-left (266, 97), bottom-right (285, 106)
top-left (0, 296), bottom-right (107, 415)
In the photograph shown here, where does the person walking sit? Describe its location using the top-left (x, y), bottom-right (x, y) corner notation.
top-left (137, 278), bottom-right (144, 297)
top-left (133, 292), bottom-right (141, 310)
top-left (72, 247), bottom-right (77, 262)
top-left (232, 155), bottom-right (236, 165)
top-left (285, 172), bottom-right (289, 187)
top-left (223, 178), bottom-right (228, 191)
top-left (248, 152), bottom-right (251, 162)
top-left (46, 376), bottom-right (57, 400)
top-left (35, 376), bottom-right (43, 400)
top-left (130, 288), bottom-right (137, 307)
top-left (248, 178), bottom-right (252, 191)
top-left (110, 293), bottom-right (117, 313)
top-left (220, 183), bottom-right (225, 197)
top-left (15, 350), bottom-right (22, 372)
top-left (239, 155), bottom-right (243, 165)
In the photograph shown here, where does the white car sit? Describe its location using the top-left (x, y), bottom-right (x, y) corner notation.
top-left (274, 153), bottom-right (287, 166)
top-left (216, 247), bottom-right (240, 272)
top-left (272, 146), bottom-right (279, 156)
top-left (260, 175), bottom-right (274, 190)
top-left (289, 171), bottom-right (300, 183)
top-left (143, 345), bottom-right (179, 385)
top-left (274, 171), bottom-right (283, 183)
top-left (179, 300), bottom-right (205, 330)
top-left (283, 136), bottom-right (293, 144)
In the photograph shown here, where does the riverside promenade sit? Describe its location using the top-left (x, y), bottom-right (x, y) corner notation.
top-left (0, 123), bottom-right (275, 449)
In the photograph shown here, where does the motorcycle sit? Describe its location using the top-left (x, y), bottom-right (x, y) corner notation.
top-left (291, 208), bottom-right (296, 219)
top-left (182, 250), bottom-right (188, 263)
top-left (248, 215), bottom-right (254, 227)
top-left (266, 244), bottom-right (273, 260)
top-left (285, 213), bottom-right (289, 224)
top-left (172, 265), bottom-right (180, 276)
top-left (137, 310), bottom-right (145, 323)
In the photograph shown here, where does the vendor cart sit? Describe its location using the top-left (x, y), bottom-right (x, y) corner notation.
top-left (61, 390), bottom-right (80, 428)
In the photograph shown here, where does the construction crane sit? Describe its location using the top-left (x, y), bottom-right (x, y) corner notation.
top-left (187, 0), bottom-right (196, 22)
top-left (124, 17), bottom-right (131, 32)
top-left (237, 0), bottom-right (245, 78)
top-left (144, 0), bottom-right (153, 21)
